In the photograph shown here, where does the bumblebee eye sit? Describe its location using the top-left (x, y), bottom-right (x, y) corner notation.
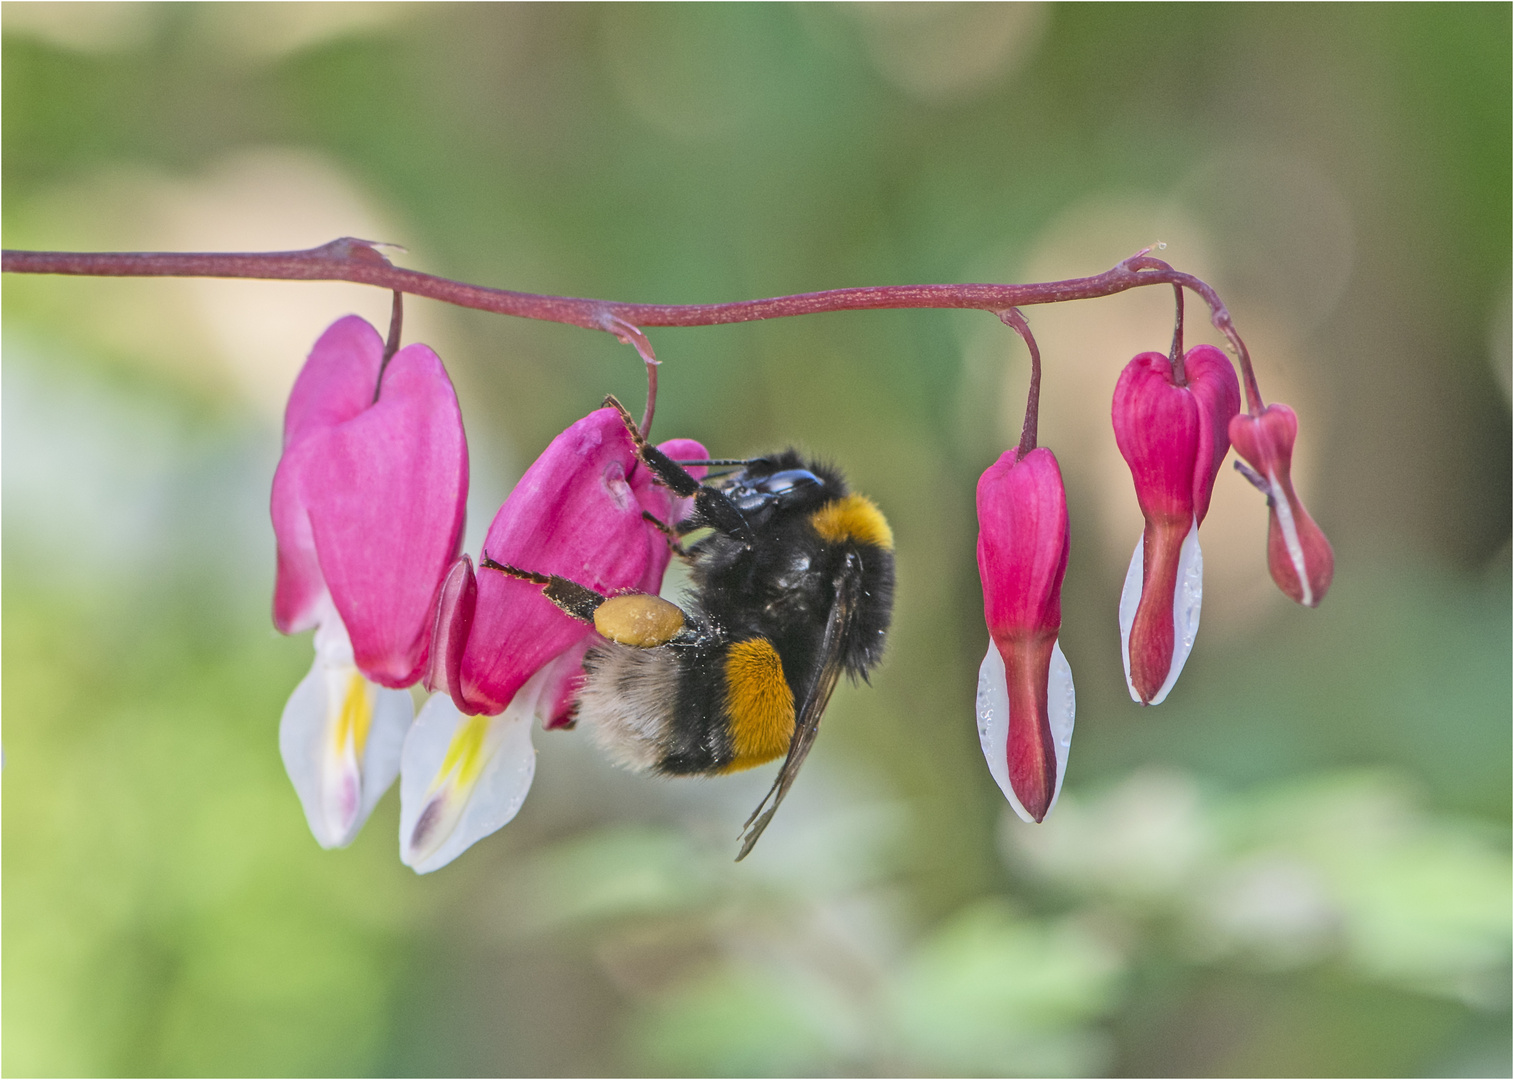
top-left (755, 469), bottom-right (821, 496)
top-left (730, 467), bottom-right (823, 512)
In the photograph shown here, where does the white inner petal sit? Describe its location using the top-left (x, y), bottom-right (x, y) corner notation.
top-left (1118, 534), bottom-right (1144, 702)
top-left (1267, 467), bottom-right (1313, 606)
top-left (318, 665), bottom-right (367, 841)
top-left (1046, 640), bottom-right (1075, 816)
top-left (398, 666), bottom-right (551, 874)
top-left (975, 638), bottom-right (1076, 824)
top-left (280, 625), bottom-right (412, 850)
top-left (311, 593), bottom-right (353, 666)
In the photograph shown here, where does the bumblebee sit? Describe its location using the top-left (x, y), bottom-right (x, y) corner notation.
top-left (489, 398), bottom-right (895, 859)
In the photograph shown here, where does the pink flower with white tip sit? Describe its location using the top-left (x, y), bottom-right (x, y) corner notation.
top-left (975, 446), bottom-right (1074, 823)
top-left (1229, 404), bottom-right (1334, 607)
top-left (1112, 345), bottom-right (1240, 706)
top-left (271, 315), bottom-right (469, 848)
top-left (398, 407), bottom-right (705, 873)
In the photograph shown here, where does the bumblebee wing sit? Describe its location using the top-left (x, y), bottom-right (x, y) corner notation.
top-left (735, 551), bottom-right (862, 861)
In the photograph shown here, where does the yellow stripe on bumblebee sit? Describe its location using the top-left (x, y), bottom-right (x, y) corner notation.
top-left (721, 638), bottom-right (796, 772)
top-left (810, 493), bottom-right (894, 550)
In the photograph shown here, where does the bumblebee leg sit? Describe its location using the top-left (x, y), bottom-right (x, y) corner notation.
top-left (641, 510), bottom-right (691, 559)
top-left (479, 556), bottom-right (605, 624)
top-left (480, 554), bottom-right (689, 647)
top-left (605, 393), bottom-right (756, 547)
top-left (604, 395), bottom-right (699, 495)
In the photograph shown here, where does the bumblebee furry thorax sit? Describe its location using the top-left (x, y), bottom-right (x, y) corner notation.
top-left (574, 448), bottom-right (896, 855)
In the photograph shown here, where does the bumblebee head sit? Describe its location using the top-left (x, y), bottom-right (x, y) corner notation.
top-left (722, 451), bottom-right (846, 523)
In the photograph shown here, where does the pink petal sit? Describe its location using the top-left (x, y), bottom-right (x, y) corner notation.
top-left (1000, 630), bottom-right (1059, 821)
top-left (424, 555), bottom-right (477, 708)
top-left (1118, 521), bottom-right (1203, 705)
top-left (538, 637), bottom-right (593, 730)
top-left (271, 436), bottom-right (326, 634)
top-left (1112, 352), bottom-right (1200, 524)
top-left (301, 342), bottom-right (469, 688)
top-left (1267, 488), bottom-right (1334, 608)
top-left (273, 317), bottom-right (388, 634)
top-left (459, 408), bottom-right (655, 715)
top-left (1182, 345), bottom-right (1242, 525)
top-left (282, 315), bottom-right (385, 451)
top-left (976, 448), bottom-right (1070, 638)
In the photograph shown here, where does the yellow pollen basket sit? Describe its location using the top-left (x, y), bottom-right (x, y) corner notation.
top-left (810, 493), bottom-right (894, 550)
top-left (722, 638), bottom-right (796, 772)
top-left (331, 669), bottom-right (374, 761)
top-left (594, 593), bottom-right (686, 647)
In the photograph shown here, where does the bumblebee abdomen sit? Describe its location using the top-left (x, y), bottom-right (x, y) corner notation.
top-left (576, 635), bottom-right (797, 777)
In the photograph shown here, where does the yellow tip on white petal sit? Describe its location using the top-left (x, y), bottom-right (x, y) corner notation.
top-left (319, 667), bottom-right (374, 841)
top-left (399, 682), bottom-right (544, 874)
top-left (281, 641), bottom-right (412, 851)
top-left (407, 714), bottom-right (492, 862)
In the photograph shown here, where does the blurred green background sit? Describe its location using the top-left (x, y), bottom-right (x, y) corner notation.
top-left (3, 3), bottom-right (1509, 1076)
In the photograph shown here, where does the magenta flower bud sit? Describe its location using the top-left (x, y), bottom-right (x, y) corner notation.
top-left (400, 411), bottom-right (705, 871)
top-left (270, 315), bottom-right (468, 847)
top-left (520, 435), bottom-right (707, 733)
top-left (453, 413), bottom-right (705, 714)
top-left (1229, 404), bottom-right (1334, 607)
top-left (1112, 346), bottom-right (1240, 706)
top-left (272, 315), bottom-right (469, 685)
top-left (975, 447), bottom-right (1074, 824)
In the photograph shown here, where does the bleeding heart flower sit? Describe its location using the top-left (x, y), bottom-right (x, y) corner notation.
top-left (1229, 403), bottom-right (1334, 607)
top-left (271, 315), bottom-right (469, 847)
top-left (975, 446), bottom-right (1075, 824)
top-left (400, 408), bottom-right (705, 872)
top-left (1112, 345), bottom-right (1240, 706)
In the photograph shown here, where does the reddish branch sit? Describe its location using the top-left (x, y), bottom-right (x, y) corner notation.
top-left (2, 238), bottom-right (1262, 410)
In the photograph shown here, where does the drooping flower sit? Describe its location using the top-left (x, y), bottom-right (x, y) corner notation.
top-left (271, 315), bottom-right (468, 847)
top-left (1112, 345), bottom-right (1240, 705)
top-left (399, 407), bottom-right (705, 872)
top-left (975, 446), bottom-right (1075, 823)
top-left (1229, 403), bottom-right (1334, 607)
